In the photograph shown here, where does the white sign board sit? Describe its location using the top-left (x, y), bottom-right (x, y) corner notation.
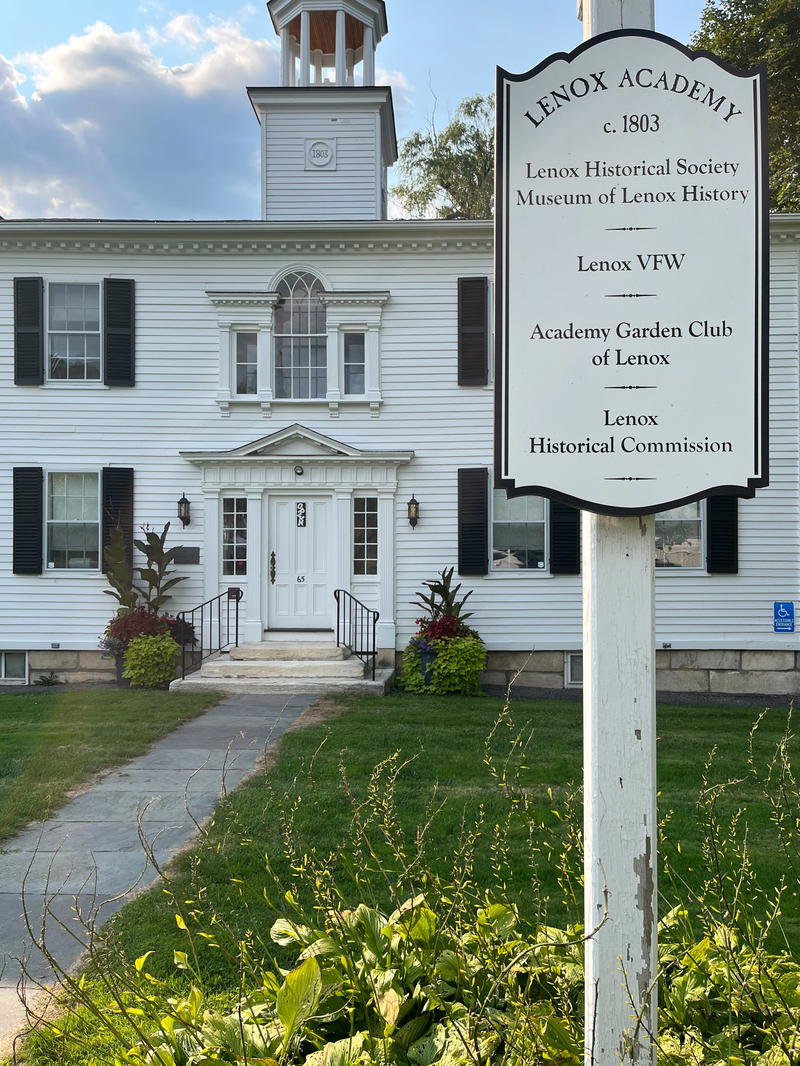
top-left (496, 30), bottom-right (768, 514)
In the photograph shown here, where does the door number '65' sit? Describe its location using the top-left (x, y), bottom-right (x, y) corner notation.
top-left (296, 575), bottom-right (306, 583)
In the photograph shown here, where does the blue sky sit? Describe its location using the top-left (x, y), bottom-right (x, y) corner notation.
top-left (0, 0), bottom-right (707, 219)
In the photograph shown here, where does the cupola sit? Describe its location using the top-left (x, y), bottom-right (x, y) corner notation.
top-left (268, 0), bottom-right (388, 87)
top-left (248, 0), bottom-right (396, 222)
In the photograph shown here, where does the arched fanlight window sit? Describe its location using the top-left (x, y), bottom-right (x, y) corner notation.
top-left (273, 271), bottom-right (327, 398)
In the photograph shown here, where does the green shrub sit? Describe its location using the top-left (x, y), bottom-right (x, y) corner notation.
top-left (402, 635), bottom-right (486, 694)
top-left (122, 632), bottom-right (180, 688)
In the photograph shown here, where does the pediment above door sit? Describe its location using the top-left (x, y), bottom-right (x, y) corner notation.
top-left (181, 423), bottom-right (413, 490)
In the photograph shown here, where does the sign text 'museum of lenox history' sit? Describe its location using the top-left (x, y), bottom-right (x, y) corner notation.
top-left (495, 31), bottom-right (767, 515)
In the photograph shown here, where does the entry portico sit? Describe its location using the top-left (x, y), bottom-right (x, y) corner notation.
top-left (181, 424), bottom-right (412, 652)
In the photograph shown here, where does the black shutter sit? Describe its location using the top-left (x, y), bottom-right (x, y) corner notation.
top-left (101, 467), bottom-right (134, 571)
top-left (458, 468), bottom-right (489, 575)
top-left (706, 495), bottom-right (738, 573)
top-left (104, 279), bottom-right (135, 387)
top-left (549, 501), bottom-right (581, 574)
top-left (457, 277), bottom-right (488, 386)
top-left (14, 278), bottom-right (44, 385)
top-left (13, 467), bottom-right (43, 574)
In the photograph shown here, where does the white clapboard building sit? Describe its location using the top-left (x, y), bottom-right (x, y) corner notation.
top-left (1, 0), bottom-right (799, 696)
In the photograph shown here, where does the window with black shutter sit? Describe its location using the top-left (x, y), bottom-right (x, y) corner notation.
top-left (12, 468), bottom-right (44, 574)
top-left (12, 277), bottom-right (134, 387)
top-left (14, 278), bottom-right (44, 385)
top-left (458, 468), bottom-right (489, 575)
top-left (457, 277), bottom-right (488, 386)
top-left (706, 495), bottom-right (738, 573)
top-left (549, 500), bottom-right (581, 575)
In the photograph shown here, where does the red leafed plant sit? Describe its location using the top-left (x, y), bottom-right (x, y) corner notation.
top-left (105, 607), bottom-right (171, 650)
top-left (417, 614), bottom-right (459, 640)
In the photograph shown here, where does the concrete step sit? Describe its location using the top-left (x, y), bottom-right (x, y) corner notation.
top-left (262, 630), bottom-right (335, 643)
top-left (170, 669), bottom-right (394, 698)
top-left (201, 658), bottom-right (365, 679)
top-left (230, 642), bottom-right (348, 661)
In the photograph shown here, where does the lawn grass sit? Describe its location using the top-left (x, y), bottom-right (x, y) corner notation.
top-left (0, 689), bottom-right (220, 842)
top-left (98, 692), bottom-right (800, 987)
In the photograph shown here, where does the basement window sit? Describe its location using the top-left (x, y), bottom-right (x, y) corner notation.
top-left (565, 652), bottom-right (583, 688)
top-left (0, 651), bottom-right (28, 683)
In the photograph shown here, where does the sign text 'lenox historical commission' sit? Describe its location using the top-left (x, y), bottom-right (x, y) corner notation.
top-left (495, 30), bottom-right (768, 514)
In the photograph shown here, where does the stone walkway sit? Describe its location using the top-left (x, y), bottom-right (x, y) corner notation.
top-left (0, 693), bottom-right (314, 1046)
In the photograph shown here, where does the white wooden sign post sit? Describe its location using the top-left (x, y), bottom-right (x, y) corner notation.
top-left (495, 0), bottom-right (767, 1061)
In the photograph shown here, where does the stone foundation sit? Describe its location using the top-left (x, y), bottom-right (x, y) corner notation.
top-left (26, 650), bottom-right (117, 686)
top-left (393, 648), bottom-right (800, 698)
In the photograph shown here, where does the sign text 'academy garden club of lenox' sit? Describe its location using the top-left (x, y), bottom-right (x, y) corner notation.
top-left (495, 30), bottom-right (768, 515)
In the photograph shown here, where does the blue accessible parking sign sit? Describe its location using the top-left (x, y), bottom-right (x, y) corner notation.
top-left (774, 602), bottom-right (795, 633)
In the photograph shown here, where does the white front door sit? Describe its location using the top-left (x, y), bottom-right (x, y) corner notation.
top-left (266, 496), bottom-right (333, 629)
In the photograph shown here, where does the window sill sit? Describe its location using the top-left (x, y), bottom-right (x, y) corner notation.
top-left (40, 382), bottom-right (110, 390)
top-left (216, 395), bottom-right (383, 419)
top-left (487, 570), bottom-right (555, 579)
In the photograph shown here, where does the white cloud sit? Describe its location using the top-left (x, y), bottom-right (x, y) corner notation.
top-left (0, 14), bottom-right (412, 220)
top-left (0, 15), bottom-right (280, 218)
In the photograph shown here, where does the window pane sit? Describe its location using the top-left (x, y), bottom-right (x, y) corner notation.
top-left (222, 498), bottom-right (247, 575)
top-left (235, 332), bottom-right (258, 395)
top-left (272, 273), bottom-right (327, 397)
top-left (47, 473), bottom-right (99, 569)
top-left (344, 332), bottom-right (365, 395)
top-left (3, 652), bottom-right (27, 679)
top-left (353, 496), bottom-right (378, 575)
top-left (492, 490), bottom-right (546, 570)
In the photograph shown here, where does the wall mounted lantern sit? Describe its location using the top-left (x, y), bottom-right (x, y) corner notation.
top-left (407, 495), bottom-right (420, 529)
top-left (177, 493), bottom-right (191, 527)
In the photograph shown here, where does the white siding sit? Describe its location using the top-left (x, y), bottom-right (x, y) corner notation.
top-left (0, 225), bottom-right (798, 654)
top-left (264, 109), bottom-right (379, 221)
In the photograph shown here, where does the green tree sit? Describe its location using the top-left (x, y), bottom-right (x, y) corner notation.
top-left (393, 94), bottom-right (494, 220)
top-left (692, 0), bottom-right (800, 211)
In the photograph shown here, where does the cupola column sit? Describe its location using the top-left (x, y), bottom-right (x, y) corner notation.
top-left (363, 25), bottom-right (375, 85)
top-left (335, 9), bottom-right (347, 83)
top-left (312, 49), bottom-right (323, 83)
top-left (299, 9), bottom-right (311, 86)
top-left (280, 26), bottom-right (291, 85)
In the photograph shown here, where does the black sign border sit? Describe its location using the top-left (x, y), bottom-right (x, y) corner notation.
top-left (494, 28), bottom-right (769, 517)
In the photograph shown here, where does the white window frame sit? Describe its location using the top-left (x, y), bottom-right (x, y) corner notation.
top-left (45, 469), bottom-right (102, 572)
top-left (45, 279), bottom-right (103, 386)
top-left (221, 496), bottom-right (248, 577)
top-left (655, 501), bottom-right (705, 572)
top-left (565, 652), bottom-right (583, 688)
top-left (233, 329), bottom-right (259, 397)
top-left (0, 650), bottom-right (28, 684)
top-left (353, 496), bottom-right (378, 577)
top-left (490, 489), bottom-right (549, 574)
top-left (208, 283), bottom-right (387, 418)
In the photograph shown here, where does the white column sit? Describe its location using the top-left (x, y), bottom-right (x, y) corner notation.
top-left (299, 10), bottom-right (311, 87)
top-left (325, 325), bottom-right (341, 410)
top-left (280, 26), bottom-right (291, 86)
top-left (217, 323), bottom-right (231, 413)
top-left (580, 8), bottom-right (657, 1066)
top-left (288, 37), bottom-right (297, 86)
top-left (363, 25), bottom-right (375, 85)
top-left (244, 491), bottom-right (264, 642)
top-left (202, 490), bottom-right (220, 604)
top-left (346, 48), bottom-right (355, 86)
top-left (312, 49), bottom-right (323, 84)
top-left (335, 10), bottom-right (346, 85)
top-left (580, 0), bottom-right (654, 36)
top-left (375, 492), bottom-right (396, 657)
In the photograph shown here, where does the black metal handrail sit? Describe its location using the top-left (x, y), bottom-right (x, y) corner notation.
top-left (177, 587), bottom-right (243, 679)
top-left (334, 589), bottom-right (379, 680)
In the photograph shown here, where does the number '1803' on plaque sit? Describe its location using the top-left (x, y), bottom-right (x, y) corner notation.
top-left (495, 29), bottom-right (768, 516)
